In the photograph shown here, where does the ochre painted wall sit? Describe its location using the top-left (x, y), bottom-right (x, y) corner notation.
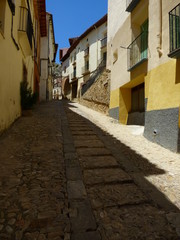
top-left (146, 60), bottom-right (180, 111)
top-left (119, 88), bottom-right (131, 124)
top-left (109, 88), bottom-right (119, 109)
top-left (0, 0), bottom-right (35, 132)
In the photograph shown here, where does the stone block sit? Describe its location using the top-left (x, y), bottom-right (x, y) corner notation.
top-left (79, 156), bottom-right (118, 169)
top-left (67, 181), bottom-right (87, 200)
top-left (70, 200), bottom-right (97, 232)
top-left (77, 148), bottom-right (111, 156)
top-left (83, 168), bottom-right (132, 185)
top-left (88, 183), bottom-right (148, 209)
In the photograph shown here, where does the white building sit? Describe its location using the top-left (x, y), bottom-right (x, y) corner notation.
top-left (60, 14), bottom-right (107, 100)
top-left (40, 12), bottom-right (57, 101)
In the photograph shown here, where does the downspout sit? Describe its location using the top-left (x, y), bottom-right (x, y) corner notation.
top-left (11, 14), bottom-right (19, 50)
top-left (157, 0), bottom-right (163, 57)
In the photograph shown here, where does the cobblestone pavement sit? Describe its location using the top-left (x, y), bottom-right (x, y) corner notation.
top-left (0, 100), bottom-right (180, 239)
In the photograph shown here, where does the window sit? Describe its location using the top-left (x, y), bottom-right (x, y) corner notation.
top-left (127, 19), bottom-right (148, 70)
top-left (140, 20), bottom-right (148, 59)
top-left (85, 60), bottom-right (89, 71)
top-left (169, 3), bottom-right (180, 58)
top-left (131, 83), bottom-right (145, 112)
top-left (73, 67), bottom-right (76, 78)
top-left (0, 0), bottom-right (6, 36)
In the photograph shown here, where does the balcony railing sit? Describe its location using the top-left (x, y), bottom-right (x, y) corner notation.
top-left (84, 47), bottom-right (89, 57)
top-left (127, 31), bottom-right (148, 71)
top-left (18, 7), bottom-right (33, 49)
top-left (101, 37), bottom-right (107, 48)
top-left (126, 0), bottom-right (140, 12)
top-left (168, 3), bottom-right (180, 58)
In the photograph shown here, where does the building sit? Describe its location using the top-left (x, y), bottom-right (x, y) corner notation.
top-left (53, 77), bottom-right (62, 100)
top-left (60, 14), bottom-right (107, 100)
top-left (108, 0), bottom-right (180, 152)
top-left (0, 0), bottom-right (46, 132)
top-left (40, 12), bottom-right (57, 101)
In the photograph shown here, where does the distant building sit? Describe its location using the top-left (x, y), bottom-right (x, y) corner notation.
top-left (108, 0), bottom-right (180, 152)
top-left (60, 14), bottom-right (107, 100)
top-left (53, 77), bottom-right (62, 100)
top-left (40, 13), bottom-right (57, 101)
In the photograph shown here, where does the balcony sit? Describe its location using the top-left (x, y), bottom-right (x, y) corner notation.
top-left (18, 7), bottom-right (33, 55)
top-left (101, 37), bottom-right (107, 48)
top-left (168, 3), bottom-right (180, 58)
top-left (84, 47), bottom-right (89, 57)
top-left (127, 31), bottom-right (148, 71)
top-left (126, 0), bottom-right (140, 12)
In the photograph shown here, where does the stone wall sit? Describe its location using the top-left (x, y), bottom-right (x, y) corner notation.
top-left (79, 70), bottom-right (110, 115)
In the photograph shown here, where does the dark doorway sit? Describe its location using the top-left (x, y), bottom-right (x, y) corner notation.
top-left (128, 83), bottom-right (145, 126)
top-left (72, 81), bottom-right (78, 99)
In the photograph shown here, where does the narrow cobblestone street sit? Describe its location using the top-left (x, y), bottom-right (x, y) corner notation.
top-left (0, 100), bottom-right (180, 240)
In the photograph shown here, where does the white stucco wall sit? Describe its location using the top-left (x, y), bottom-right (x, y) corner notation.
top-left (67, 21), bottom-right (107, 94)
top-left (40, 13), bottom-right (56, 101)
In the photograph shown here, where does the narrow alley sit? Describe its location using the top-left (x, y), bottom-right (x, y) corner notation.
top-left (0, 100), bottom-right (179, 240)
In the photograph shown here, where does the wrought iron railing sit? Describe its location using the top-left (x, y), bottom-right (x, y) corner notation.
top-left (101, 37), bottom-right (107, 48)
top-left (126, 0), bottom-right (140, 12)
top-left (127, 31), bottom-right (148, 70)
top-left (169, 3), bottom-right (180, 55)
top-left (18, 7), bottom-right (33, 49)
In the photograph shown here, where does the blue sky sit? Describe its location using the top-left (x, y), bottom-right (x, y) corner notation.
top-left (46, 0), bottom-right (108, 62)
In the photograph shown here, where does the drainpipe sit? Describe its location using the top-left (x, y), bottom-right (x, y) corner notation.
top-left (157, 0), bottom-right (163, 57)
top-left (11, 13), bottom-right (19, 50)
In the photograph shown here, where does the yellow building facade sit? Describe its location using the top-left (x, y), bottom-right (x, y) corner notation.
top-left (108, 0), bottom-right (180, 152)
top-left (0, 0), bottom-right (46, 133)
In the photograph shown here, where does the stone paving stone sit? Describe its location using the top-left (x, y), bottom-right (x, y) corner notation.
top-left (70, 127), bottom-right (92, 131)
top-left (67, 181), bottom-right (87, 200)
top-left (79, 156), bottom-right (118, 169)
top-left (71, 231), bottom-right (101, 240)
top-left (66, 167), bottom-right (83, 181)
top-left (83, 168), bottom-right (132, 185)
top-left (0, 101), bottom-right (69, 240)
top-left (71, 131), bottom-right (95, 136)
top-left (76, 147), bottom-right (111, 156)
top-left (65, 158), bottom-right (80, 168)
top-left (94, 204), bottom-right (179, 240)
top-left (73, 135), bottom-right (99, 141)
top-left (64, 144), bottom-right (76, 153)
top-left (74, 139), bottom-right (104, 148)
top-left (64, 152), bottom-right (78, 160)
top-left (70, 200), bottom-right (97, 232)
top-left (87, 183), bottom-right (148, 209)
